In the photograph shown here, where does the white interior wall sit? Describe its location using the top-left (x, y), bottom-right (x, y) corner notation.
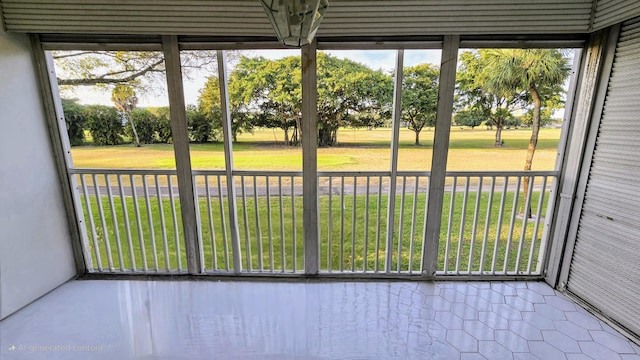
top-left (0, 28), bottom-right (76, 320)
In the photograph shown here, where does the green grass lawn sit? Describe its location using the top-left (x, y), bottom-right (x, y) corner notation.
top-left (71, 127), bottom-right (562, 171)
top-left (81, 189), bottom-right (549, 275)
top-left (75, 126), bottom-right (557, 275)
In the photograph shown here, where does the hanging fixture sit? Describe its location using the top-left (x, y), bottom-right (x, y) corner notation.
top-left (260, 0), bottom-right (329, 47)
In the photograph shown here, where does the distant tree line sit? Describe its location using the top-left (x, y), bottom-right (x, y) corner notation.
top-left (59, 49), bottom-right (569, 163)
top-left (62, 99), bottom-right (167, 146)
top-left (59, 53), bottom-right (440, 148)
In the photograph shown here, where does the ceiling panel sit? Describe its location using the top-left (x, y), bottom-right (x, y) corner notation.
top-left (1, 0), bottom-right (595, 37)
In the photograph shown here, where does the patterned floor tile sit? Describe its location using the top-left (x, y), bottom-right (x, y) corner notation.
top-left (494, 329), bottom-right (530, 352)
top-left (529, 341), bottom-right (568, 360)
top-left (464, 320), bottom-right (495, 341)
top-left (1, 280), bottom-right (637, 360)
top-left (446, 329), bottom-right (479, 352)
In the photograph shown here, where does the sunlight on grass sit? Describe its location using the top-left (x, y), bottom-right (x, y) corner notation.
top-left (82, 189), bottom-right (549, 274)
top-left (71, 127), bottom-right (562, 171)
top-left (74, 126), bottom-right (559, 275)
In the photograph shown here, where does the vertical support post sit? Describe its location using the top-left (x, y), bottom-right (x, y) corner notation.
top-left (551, 26), bottom-right (620, 288)
top-left (217, 50), bottom-right (242, 274)
top-left (161, 35), bottom-right (202, 274)
top-left (421, 35), bottom-right (459, 277)
top-left (302, 41), bottom-right (319, 275)
top-left (30, 36), bottom-right (88, 274)
top-left (384, 50), bottom-right (404, 273)
top-left (540, 46), bottom-right (583, 280)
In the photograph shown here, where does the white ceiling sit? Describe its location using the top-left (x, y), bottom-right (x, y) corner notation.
top-left (1, 0), bottom-right (639, 37)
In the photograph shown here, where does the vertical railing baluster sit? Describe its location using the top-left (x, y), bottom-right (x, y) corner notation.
top-left (421, 176), bottom-right (430, 272)
top-left (278, 176), bottom-right (286, 272)
top-left (155, 175), bottom-right (170, 271)
top-left (467, 177), bottom-right (483, 273)
top-left (479, 177), bottom-right (495, 273)
top-left (142, 175), bottom-right (158, 271)
top-left (363, 176), bottom-right (371, 273)
top-left (443, 177), bottom-right (457, 273)
top-left (515, 176), bottom-right (535, 273)
top-left (241, 176), bottom-right (252, 272)
top-left (503, 176), bottom-right (522, 274)
top-left (340, 176), bottom-right (345, 272)
top-left (291, 176), bottom-right (297, 272)
top-left (455, 177), bottom-right (470, 274)
top-left (253, 176), bottom-right (263, 272)
top-left (93, 174), bottom-right (114, 271)
top-left (528, 176), bottom-right (549, 274)
top-left (375, 176), bottom-right (382, 273)
top-left (117, 175), bottom-right (135, 271)
top-left (328, 176), bottom-right (333, 272)
top-left (167, 175), bottom-right (182, 271)
top-left (408, 175), bottom-right (419, 273)
top-left (397, 176), bottom-right (407, 273)
top-left (130, 175), bottom-right (147, 271)
top-left (491, 177), bottom-right (509, 274)
top-left (193, 175), bottom-right (205, 272)
top-left (204, 176), bottom-right (216, 270)
top-left (266, 176), bottom-right (274, 272)
top-left (70, 169), bottom-right (558, 278)
top-left (105, 174), bottom-right (124, 271)
top-left (351, 176), bottom-right (357, 272)
top-left (217, 175), bottom-right (230, 271)
top-left (81, 174), bottom-right (102, 271)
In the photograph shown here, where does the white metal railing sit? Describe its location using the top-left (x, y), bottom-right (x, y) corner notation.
top-left (71, 168), bottom-right (557, 277)
top-left (317, 171), bottom-right (430, 274)
top-left (70, 168), bottom-right (185, 274)
top-left (192, 170), bottom-right (304, 274)
top-left (438, 171), bottom-right (557, 276)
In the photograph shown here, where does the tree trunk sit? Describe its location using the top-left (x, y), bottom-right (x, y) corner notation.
top-left (523, 84), bottom-right (542, 218)
top-left (283, 127), bottom-right (289, 146)
top-left (295, 116), bottom-right (302, 146)
top-left (128, 113), bottom-right (141, 147)
top-left (414, 130), bottom-right (420, 145)
top-left (318, 126), bottom-right (339, 147)
top-left (494, 124), bottom-right (503, 146)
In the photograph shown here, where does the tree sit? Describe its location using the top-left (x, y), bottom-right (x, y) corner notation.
top-left (456, 50), bottom-right (524, 147)
top-left (153, 107), bottom-right (173, 143)
top-left (53, 50), bottom-right (224, 144)
top-left (228, 55), bottom-right (302, 145)
top-left (85, 105), bottom-right (123, 145)
top-left (222, 53), bottom-right (392, 147)
top-left (187, 104), bottom-right (220, 143)
top-left (128, 109), bottom-right (160, 144)
top-left (61, 98), bottom-right (88, 146)
top-left (53, 50), bottom-right (220, 88)
top-left (454, 108), bottom-right (485, 129)
top-left (401, 64), bottom-right (439, 145)
top-left (483, 49), bottom-right (570, 208)
top-left (198, 75), bottom-right (253, 143)
top-left (316, 53), bottom-right (393, 146)
top-left (111, 84), bottom-right (141, 147)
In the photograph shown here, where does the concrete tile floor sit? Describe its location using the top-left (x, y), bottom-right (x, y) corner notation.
top-left (0, 280), bottom-right (638, 359)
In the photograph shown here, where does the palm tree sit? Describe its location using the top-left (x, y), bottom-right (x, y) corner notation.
top-left (456, 50), bottom-right (521, 147)
top-left (484, 49), bottom-right (571, 216)
top-left (111, 84), bottom-right (141, 147)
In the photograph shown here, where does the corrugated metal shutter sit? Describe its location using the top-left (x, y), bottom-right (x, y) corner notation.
top-left (1, 0), bottom-right (593, 36)
top-left (593, 0), bottom-right (640, 31)
top-left (567, 17), bottom-right (640, 339)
